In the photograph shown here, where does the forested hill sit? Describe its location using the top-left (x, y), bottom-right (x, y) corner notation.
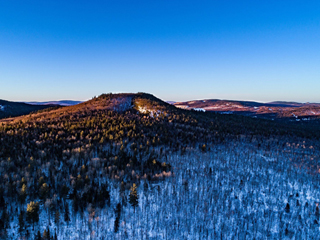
top-left (0, 99), bottom-right (56, 120)
top-left (0, 92), bottom-right (216, 161)
top-left (2, 92), bottom-right (320, 139)
top-left (1, 92), bottom-right (320, 239)
top-left (174, 99), bottom-right (320, 121)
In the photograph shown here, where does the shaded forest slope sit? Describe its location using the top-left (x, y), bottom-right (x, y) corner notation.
top-left (0, 99), bottom-right (56, 120)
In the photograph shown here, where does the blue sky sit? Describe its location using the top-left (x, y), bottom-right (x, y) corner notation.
top-left (0, 1), bottom-right (319, 102)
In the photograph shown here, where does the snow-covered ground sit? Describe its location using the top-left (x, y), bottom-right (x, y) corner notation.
top-left (5, 141), bottom-right (320, 239)
top-left (175, 105), bottom-right (189, 109)
top-left (219, 111), bottom-right (234, 114)
top-left (137, 106), bottom-right (164, 117)
top-left (192, 108), bottom-right (206, 112)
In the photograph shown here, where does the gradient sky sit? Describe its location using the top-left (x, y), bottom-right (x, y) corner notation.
top-left (0, 1), bottom-right (320, 102)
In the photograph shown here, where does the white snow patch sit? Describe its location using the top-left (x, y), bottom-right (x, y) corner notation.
top-left (0, 105), bottom-right (4, 111)
top-left (175, 105), bottom-right (189, 109)
top-left (138, 106), bottom-right (148, 114)
top-left (193, 108), bottom-right (206, 112)
top-left (259, 154), bottom-right (277, 162)
top-left (137, 106), bottom-right (164, 118)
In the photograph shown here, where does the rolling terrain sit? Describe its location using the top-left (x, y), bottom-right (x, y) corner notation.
top-left (0, 99), bottom-right (57, 120)
top-left (174, 99), bottom-right (320, 121)
top-left (26, 100), bottom-right (83, 106)
top-left (1, 93), bottom-right (320, 239)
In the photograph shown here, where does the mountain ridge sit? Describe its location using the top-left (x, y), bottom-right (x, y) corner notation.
top-left (0, 99), bottom-right (57, 120)
top-left (2, 92), bottom-right (320, 141)
top-left (2, 94), bottom-right (320, 122)
top-left (25, 100), bottom-right (83, 106)
top-left (174, 98), bottom-right (320, 120)
top-left (1, 93), bottom-right (180, 123)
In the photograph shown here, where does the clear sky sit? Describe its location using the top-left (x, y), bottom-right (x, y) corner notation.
top-left (0, 1), bottom-right (319, 102)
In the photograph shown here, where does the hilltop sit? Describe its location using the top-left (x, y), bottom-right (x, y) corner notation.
top-left (1, 93), bottom-right (178, 123)
top-left (0, 92), bottom-right (216, 159)
top-left (2, 92), bottom-right (320, 140)
top-left (1, 93), bottom-right (320, 239)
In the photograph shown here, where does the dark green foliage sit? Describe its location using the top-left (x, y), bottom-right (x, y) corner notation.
top-left (60, 185), bottom-right (70, 198)
top-left (0, 193), bottom-right (5, 208)
top-left (39, 183), bottom-right (49, 201)
top-left (129, 183), bottom-right (139, 211)
top-left (43, 227), bottom-right (50, 240)
top-left (27, 201), bottom-right (40, 230)
top-left (114, 203), bottom-right (121, 233)
top-left (18, 210), bottom-right (25, 233)
top-left (0, 99), bottom-right (55, 120)
top-left (285, 203), bottom-right (290, 213)
top-left (64, 202), bottom-right (70, 224)
top-left (19, 183), bottom-right (27, 203)
top-left (0, 205), bottom-right (9, 231)
top-left (35, 230), bottom-right (41, 240)
top-left (54, 210), bottom-right (60, 226)
top-left (201, 144), bottom-right (207, 152)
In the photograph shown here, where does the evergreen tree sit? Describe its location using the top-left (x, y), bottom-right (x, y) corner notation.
top-left (1, 205), bottom-right (9, 231)
top-left (114, 203), bottom-right (121, 233)
top-left (120, 181), bottom-right (127, 206)
top-left (39, 183), bottom-right (50, 201)
top-left (27, 201), bottom-right (40, 230)
top-left (47, 227), bottom-right (51, 240)
top-left (43, 228), bottom-right (49, 240)
top-left (64, 202), bottom-right (70, 225)
top-left (285, 203), bottom-right (290, 213)
top-left (18, 210), bottom-right (25, 233)
top-left (35, 230), bottom-right (41, 240)
top-left (201, 144), bottom-right (206, 152)
top-left (19, 184), bottom-right (27, 203)
top-left (54, 210), bottom-right (60, 226)
top-left (129, 183), bottom-right (139, 212)
top-left (0, 195), bottom-right (5, 208)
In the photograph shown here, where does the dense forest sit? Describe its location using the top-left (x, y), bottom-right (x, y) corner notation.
top-left (0, 93), bottom-right (320, 239)
top-left (0, 99), bottom-right (55, 120)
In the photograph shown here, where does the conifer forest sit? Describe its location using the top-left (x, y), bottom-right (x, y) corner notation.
top-left (1, 93), bottom-right (320, 239)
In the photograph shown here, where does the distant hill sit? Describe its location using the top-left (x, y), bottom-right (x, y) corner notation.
top-left (1, 93), bottom-right (179, 124)
top-left (1, 92), bottom-right (320, 239)
top-left (0, 99), bottom-right (57, 119)
top-left (174, 99), bottom-right (320, 121)
top-left (26, 100), bottom-right (82, 106)
top-left (166, 101), bottom-right (176, 104)
top-left (2, 92), bottom-right (320, 139)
